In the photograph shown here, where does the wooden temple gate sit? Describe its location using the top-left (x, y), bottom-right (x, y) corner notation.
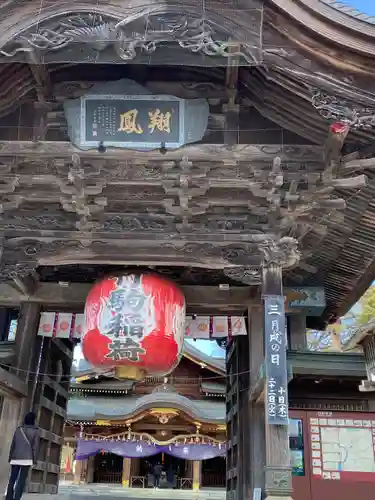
top-left (0, 0), bottom-right (375, 498)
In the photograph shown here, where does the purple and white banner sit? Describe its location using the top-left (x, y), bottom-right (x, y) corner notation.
top-left (76, 439), bottom-right (226, 461)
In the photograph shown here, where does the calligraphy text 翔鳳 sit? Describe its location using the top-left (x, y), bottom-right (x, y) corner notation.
top-left (148, 109), bottom-right (172, 134)
top-left (118, 109), bottom-right (143, 134)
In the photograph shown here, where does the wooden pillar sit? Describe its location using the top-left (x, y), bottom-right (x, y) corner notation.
top-left (248, 305), bottom-right (266, 495)
top-left (289, 314), bottom-right (307, 351)
top-left (73, 458), bottom-right (82, 485)
top-left (122, 458), bottom-right (131, 487)
top-left (0, 307), bottom-right (11, 340)
top-left (0, 398), bottom-right (23, 493)
top-left (0, 302), bottom-right (41, 493)
top-left (262, 265), bottom-right (292, 500)
top-left (13, 302), bottom-right (74, 493)
top-left (87, 456), bottom-right (95, 483)
top-left (78, 459), bottom-right (88, 484)
top-left (14, 302), bottom-right (41, 382)
top-left (192, 460), bottom-right (201, 491)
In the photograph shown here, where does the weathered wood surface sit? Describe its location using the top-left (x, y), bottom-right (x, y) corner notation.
top-left (248, 305), bottom-right (266, 496)
top-left (0, 398), bottom-right (23, 492)
top-left (0, 0), bottom-right (373, 330)
top-left (288, 314), bottom-right (307, 351)
top-left (0, 141), bottom-right (324, 161)
top-left (0, 282), bottom-right (254, 311)
top-left (262, 264), bottom-right (292, 498)
top-left (0, 365), bottom-right (28, 398)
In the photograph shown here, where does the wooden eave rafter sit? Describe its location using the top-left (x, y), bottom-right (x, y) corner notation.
top-left (182, 353), bottom-right (225, 376)
top-left (288, 351), bottom-right (366, 378)
top-left (344, 319), bottom-right (375, 351)
top-left (269, 0), bottom-right (375, 52)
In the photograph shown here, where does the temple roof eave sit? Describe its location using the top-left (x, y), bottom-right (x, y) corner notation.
top-left (343, 318), bottom-right (375, 351)
top-left (269, 0), bottom-right (375, 49)
top-left (72, 339), bottom-right (225, 381)
top-left (66, 392), bottom-right (226, 425)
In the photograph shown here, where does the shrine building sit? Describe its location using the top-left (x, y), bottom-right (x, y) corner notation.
top-left (62, 339), bottom-right (227, 490)
top-left (1, 1), bottom-right (375, 500)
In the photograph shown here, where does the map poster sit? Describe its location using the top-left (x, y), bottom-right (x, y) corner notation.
top-left (264, 295), bottom-right (288, 425)
top-left (309, 412), bottom-right (375, 482)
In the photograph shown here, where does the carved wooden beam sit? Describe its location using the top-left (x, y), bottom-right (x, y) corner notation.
top-left (0, 282), bottom-right (254, 313)
top-left (0, 142), bottom-right (324, 162)
top-left (223, 43), bottom-right (240, 146)
top-left (0, 364), bottom-right (28, 398)
top-left (58, 154), bottom-right (107, 231)
top-left (12, 272), bottom-right (39, 296)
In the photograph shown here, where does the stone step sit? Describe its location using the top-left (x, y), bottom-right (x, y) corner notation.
top-left (54, 485), bottom-right (226, 499)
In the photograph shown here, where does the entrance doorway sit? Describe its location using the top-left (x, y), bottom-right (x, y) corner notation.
top-left (201, 456), bottom-right (226, 488)
top-left (139, 453), bottom-right (188, 488)
top-left (93, 452), bottom-right (123, 484)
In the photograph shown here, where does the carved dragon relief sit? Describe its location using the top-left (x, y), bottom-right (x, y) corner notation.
top-left (310, 88), bottom-right (375, 130)
top-left (0, 12), bottom-right (261, 65)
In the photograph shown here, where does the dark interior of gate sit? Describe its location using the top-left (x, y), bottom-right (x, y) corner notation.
top-left (0, 0), bottom-right (375, 499)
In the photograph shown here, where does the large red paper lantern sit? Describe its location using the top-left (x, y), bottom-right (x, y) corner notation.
top-left (82, 274), bottom-right (186, 380)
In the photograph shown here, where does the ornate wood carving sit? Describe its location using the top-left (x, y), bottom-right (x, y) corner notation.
top-left (0, 137), bottom-right (363, 287)
top-left (311, 89), bottom-right (375, 129)
top-left (0, 10), bottom-right (262, 66)
top-left (58, 154), bottom-right (107, 231)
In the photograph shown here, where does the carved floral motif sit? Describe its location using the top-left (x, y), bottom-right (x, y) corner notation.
top-left (0, 262), bottom-right (36, 280)
top-left (103, 215), bottom-right (173, 232)
top-left (223, 267), bottom-right (261, 285)
top-left (265, 466), bottom-right (292, 496)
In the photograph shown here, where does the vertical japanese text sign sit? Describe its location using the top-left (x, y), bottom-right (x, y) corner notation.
top-left (264, 295), bottom-right (288, 425)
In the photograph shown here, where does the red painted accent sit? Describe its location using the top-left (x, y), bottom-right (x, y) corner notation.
top-left (65, 454), bottom-right (71, 474)
top-left (82, 274), bottom-right (186, 376)
top-left (60, 321), bottom-right (69, 331)
top-left (329, 122), bottom-right (349, 134)
top-left (314, 472), bottom-right (375, 482)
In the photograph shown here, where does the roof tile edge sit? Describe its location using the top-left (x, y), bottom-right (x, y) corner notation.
top-left (320, 0), bottom-right (375, 25)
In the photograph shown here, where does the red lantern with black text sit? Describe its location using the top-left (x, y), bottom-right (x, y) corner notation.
top-left (82, 274), bottom-right (186, 380)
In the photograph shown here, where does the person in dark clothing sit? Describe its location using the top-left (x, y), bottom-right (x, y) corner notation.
top-left (6, 412), bottom-right (40, 500)
top-left (153, 463), bottom-right (163, 488)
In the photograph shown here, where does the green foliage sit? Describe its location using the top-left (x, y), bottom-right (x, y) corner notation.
top-left (357, 286), bottom-right (375, 326)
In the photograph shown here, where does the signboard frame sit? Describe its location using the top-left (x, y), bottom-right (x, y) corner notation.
top-left (80, 94), bottom-right (185, 149)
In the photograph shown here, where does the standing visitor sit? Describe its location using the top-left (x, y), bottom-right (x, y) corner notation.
top-left (6, 412), bottom-right (40, 500)
top-left (153, 462), bottom-right (163, 488)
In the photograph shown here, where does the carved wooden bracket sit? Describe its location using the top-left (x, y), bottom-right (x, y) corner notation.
top-left (264, 466), bottom-right (293, 497)
top-left (259, 237), bottom-right (300, 269)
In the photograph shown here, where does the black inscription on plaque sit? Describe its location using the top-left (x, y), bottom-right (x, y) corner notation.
top-left (106, 338), bottom-right (146, 362)
top-left (264, 295), bottom-right (288, 425)
top-left (84, 98), bottom-right (180, 145)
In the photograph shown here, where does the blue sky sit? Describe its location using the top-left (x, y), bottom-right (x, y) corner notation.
top-left (339, 0), bottom-right (375, 15)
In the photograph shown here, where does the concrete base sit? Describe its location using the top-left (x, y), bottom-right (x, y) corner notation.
top-left (56, 484), bottom-right (226, 499)
top-left (265, 497), bottom-right (293, 500)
